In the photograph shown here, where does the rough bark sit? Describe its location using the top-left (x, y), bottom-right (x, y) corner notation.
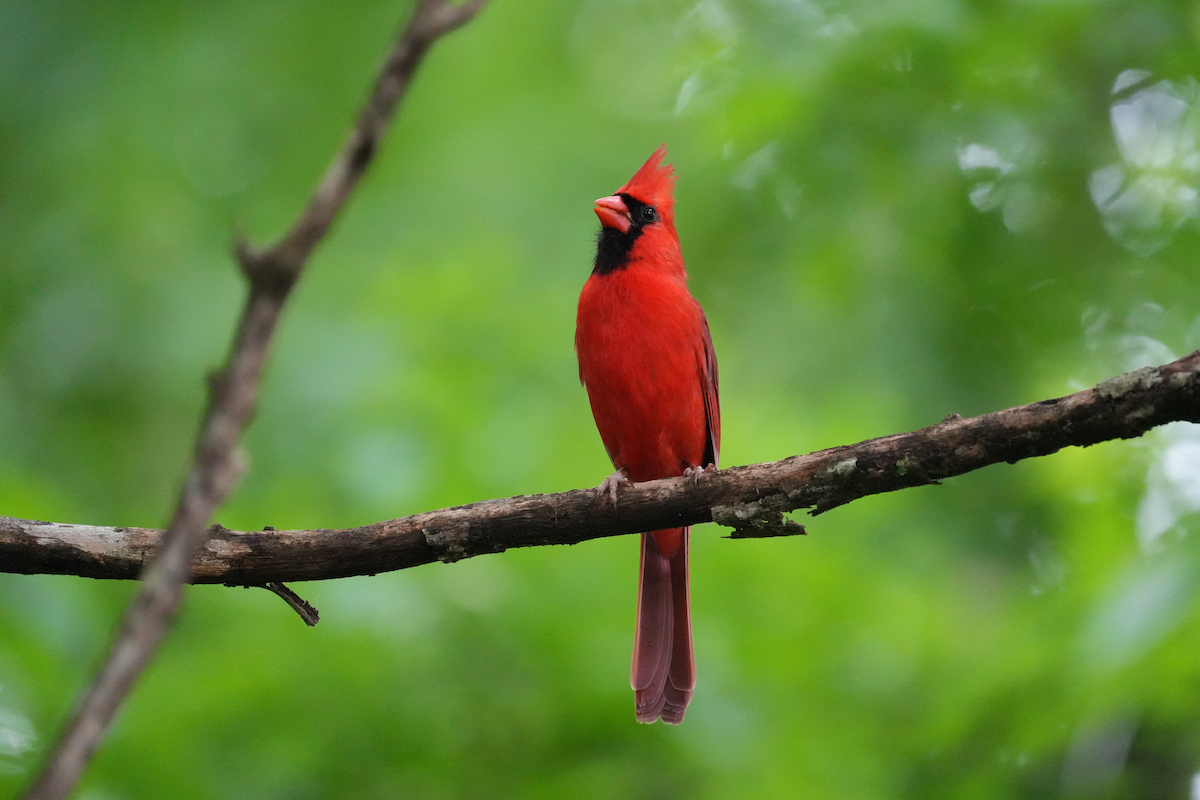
top-left (7, 352), bottom-right (1198, 585)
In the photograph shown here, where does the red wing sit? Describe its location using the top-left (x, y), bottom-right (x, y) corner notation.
top-left (698, 308), bottom-right (720, 469)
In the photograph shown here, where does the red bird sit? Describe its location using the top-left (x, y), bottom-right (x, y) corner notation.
top-left (575, 147), bottom-right (720, 725)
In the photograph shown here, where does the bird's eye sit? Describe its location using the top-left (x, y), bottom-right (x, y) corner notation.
top-left (640, 206), bottom-right (659, 224)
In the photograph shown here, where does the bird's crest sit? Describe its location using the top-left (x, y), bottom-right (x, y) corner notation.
top-left (618, 145), bottom-right (676, 215)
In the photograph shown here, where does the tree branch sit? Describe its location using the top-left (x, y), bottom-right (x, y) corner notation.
top-left (19, 3), bottom-right (488, 799)
top-left (7, 352), bottom-right (1199, 585)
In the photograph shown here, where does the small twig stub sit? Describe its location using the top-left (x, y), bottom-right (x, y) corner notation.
top-left (713, 499), bottom-right (808, 539)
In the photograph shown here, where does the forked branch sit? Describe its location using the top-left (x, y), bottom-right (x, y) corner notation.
top-left (19, 3), bottom-right (489, 799)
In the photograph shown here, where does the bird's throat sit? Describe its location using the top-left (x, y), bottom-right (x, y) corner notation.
top-left (593, 225), bottom-right (642, 276)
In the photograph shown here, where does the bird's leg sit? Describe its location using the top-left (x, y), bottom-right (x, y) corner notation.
top-left (597, 469), bottom-right (632, 505)
top-left (683, 464), bottom-right (717, 484)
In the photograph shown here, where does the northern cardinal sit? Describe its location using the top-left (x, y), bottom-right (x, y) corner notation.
top-left (575, 146), bottom-right (720, 725)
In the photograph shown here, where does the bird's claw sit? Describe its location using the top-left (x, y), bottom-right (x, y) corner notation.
top-left (683, 463), bottom-right (717, 485)
top-left (597, 471), bottom-right (632, 505)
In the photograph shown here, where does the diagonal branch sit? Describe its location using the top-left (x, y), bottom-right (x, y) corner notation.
top-left (7, 351), bottom-right (1200, 585)
top-left (20, 3), bottom-right (488, 799)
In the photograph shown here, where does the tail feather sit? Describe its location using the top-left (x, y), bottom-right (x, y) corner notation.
top-left (632, 528), bottom-right (694, 724)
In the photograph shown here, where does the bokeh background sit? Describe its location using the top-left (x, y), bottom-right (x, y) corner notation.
top-left (3, 0), bottom-right (1200, 797)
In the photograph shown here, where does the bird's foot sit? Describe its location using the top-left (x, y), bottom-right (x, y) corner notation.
top-left (597, 470), bottom-right (631, 505)
top-left (683, 464), bottom-right (717, 484)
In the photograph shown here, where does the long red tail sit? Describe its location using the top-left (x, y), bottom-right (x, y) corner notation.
top-left (631, 528), bottom-right (694, 724)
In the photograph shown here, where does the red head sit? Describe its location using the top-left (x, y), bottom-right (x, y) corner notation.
top-left (592, 146), bottom-right (683, 276)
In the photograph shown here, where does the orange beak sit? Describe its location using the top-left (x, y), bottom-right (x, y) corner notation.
top-left (594, 195), bottom-right (632, 233)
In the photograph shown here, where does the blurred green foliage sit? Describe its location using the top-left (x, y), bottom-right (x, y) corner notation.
top-left (3, 0), bottom-right (1200, 797)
